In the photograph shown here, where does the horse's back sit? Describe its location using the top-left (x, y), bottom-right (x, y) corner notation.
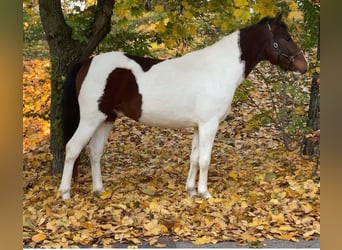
top-left (78, 31), bottom-right (244, 127)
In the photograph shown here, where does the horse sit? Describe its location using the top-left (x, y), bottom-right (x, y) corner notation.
top-left (59, 12), bottom-right (308, 200)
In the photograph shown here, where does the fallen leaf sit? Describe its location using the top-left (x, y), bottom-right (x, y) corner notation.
top-left (32, 233), bottom-right (46, 243)
top-left (193, 235), bottom-right (213, 245)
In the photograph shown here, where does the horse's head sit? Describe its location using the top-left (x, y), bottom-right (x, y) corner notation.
top-left (264, 12), bottom-right (308, 74)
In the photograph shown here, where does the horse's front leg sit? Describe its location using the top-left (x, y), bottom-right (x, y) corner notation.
top-left (89, 122), bottom-right (113, 195)
top-left (197, 120), bottom-right (219, 199)
top-left (186, 127), bottom-right (199, 196)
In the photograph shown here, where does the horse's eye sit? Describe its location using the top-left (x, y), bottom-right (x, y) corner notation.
top-left (285, 37), bottom-right (292, 42)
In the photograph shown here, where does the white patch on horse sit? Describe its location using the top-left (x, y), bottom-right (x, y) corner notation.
top-left (138, 31), bottom-right (245, 128)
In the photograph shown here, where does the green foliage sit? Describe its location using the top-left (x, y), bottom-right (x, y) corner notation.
top-left (234, 79), bottom-right (254, 103)
top-left (99, 27), bottom-right (153, 56)
top-left (23, 6), bottom-right (49, 59)
top-left (64, 4), bottom-right (96, 43)
top-left (298, 0), bottom-right (320, 50)
top-left (256, 65), bottom-right (312, 140)
top-left (245, 110), bottom-right (272, 132)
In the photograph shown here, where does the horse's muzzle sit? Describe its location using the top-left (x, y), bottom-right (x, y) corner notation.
top-left (293, 53), bottom-right (308, 74)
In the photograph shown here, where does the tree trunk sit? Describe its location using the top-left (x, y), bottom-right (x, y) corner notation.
top-left (303, 26), bottom-right (320, 156)
top-left (39, 0), bottom-right (115, 174)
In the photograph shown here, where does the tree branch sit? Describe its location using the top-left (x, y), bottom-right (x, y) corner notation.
top-left (39, 0), bottom-right (115, 62)
top-left (38, 0), bottom-right (74, 50)
top-left (81, 0), bottom-right (115, 60)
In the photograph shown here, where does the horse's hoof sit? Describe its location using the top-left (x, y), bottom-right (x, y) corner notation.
top-left (199, 191), bottom-right (212, 199)
top-left (60, 190), bottom-right (71, 200)
top-left (93, 188), bottom-right (105, 196)
top-left (186, 186), bottom-right (198, 197)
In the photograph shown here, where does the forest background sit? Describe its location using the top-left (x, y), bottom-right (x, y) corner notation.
top-left (23, 0), bottom-right (320, 248)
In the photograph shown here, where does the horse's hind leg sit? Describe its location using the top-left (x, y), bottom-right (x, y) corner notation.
top-left (88, 121), bottom-right (113, 195)
top-left (59, 118), bottom-right (105, 199)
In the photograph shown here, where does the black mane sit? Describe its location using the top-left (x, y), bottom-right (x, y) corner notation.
top-left (257, 15), bottom-right (288, 30)
top-left (258, 16), bottom-right (273, 25)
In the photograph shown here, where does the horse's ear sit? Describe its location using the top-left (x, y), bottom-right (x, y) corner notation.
top-left (270, 11), bottom-right (283, 26)
top-left (275, 11), bottom-right (283, 23)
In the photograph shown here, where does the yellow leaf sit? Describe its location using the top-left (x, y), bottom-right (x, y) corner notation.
top-left (156, 21), bottom-right (166, 33)
top-left (149, 200), bottom-right (162, 212)
top-left (100, 191), bottom-right (112, 200)
top-left (301, 203), bottom-right (313, 213)
top-left (32, 233), bottom-right (46, 243)
top-left (240, 201), bottom-right (248, 208)
top-left (74, 210), bottom-right (84, 220)
top-left (164, 39), bottom-right (176, 48)
top-left (228, 171), bottom-right (238, 180)
top-left (100, 224), bottom-right (115, 230)
top-left (241, 232), bottom-right (258, 242)
top-left (303, 230), bottom-right (316, 238)
top-left (289, 2), bottom-right (299, 11)
top-left (288, 11), bottom-right (304, 21)
top-left (130, 238), bottom-right (141, 244)
top-left (234, 0), bottom-right (248, 8)
top-left (313, 221), bottom-right (320, 233)
top-left (233, 9), bottom-right (251, 23)
top-left (144, 220), bottom-right (168, 236)
top-left (182, 1), bottom-right (192, 10)
top-left (271, 213), bottom-right (285, 225)
top-left (276, 232), bottom-right (297, 240)
top-left (122, 216), bottom-right (134, 226)
top-left (154, 5), bottom-right (164, 13)
top-left (288, 200), bottom-right (299, 210)
top-left (294, 106), bottom-right (305, 115)
top-left (193, 235), bottom-right (213, 245)
top-left (270, 198), bottom-right (280, 205)
top-left (184, 11), bottom-right (193, 19)
top-left (102, 238), bottom-right (114, 247)
top-left (279, 225), bottom-right (295, 232)
top-left (149, 237), bottom-right (158, 245)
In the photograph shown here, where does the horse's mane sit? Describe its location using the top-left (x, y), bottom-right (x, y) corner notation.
top-left (257, 15), bottom-right (288, 30)
top-left (258, 16), bottom-right (273, 25)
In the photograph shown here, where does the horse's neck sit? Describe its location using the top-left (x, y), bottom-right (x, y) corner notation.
top-left (239, 24), bottom-right (269, 77)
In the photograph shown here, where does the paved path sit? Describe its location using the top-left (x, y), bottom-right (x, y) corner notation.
top-left (112, 236), bottom-right (320, 248)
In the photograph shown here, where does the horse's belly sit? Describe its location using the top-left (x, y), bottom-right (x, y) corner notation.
top-left (139, 101), bottom-right (198, 128)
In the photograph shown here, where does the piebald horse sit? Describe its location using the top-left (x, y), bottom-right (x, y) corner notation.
top-left (59, 13), bottom-right (308, 199)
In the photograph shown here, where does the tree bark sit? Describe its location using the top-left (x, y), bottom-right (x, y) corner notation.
top-left (39, 0), bottom-right (115, 174)
top-left (303, 26), bottom-right (320, 156)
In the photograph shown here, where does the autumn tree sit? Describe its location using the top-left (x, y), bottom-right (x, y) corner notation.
top-left (300, 1), bottom-right (320, 157)
top-left (38, 0), bottom-right (115, 173)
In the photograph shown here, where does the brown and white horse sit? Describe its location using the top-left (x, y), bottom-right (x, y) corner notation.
top-left (59, 13), bottom-right (308, 200)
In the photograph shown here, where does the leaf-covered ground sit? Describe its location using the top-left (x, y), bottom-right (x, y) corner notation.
top-left (23, 59), bottom-right (320, 248)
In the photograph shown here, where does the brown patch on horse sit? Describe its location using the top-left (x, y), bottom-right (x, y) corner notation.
top-left (98, 68), bottom-right (142, 122)
top-left (125, 54), bottom-right (164, 72)
top-left (239, 21), bottom-right (269, 77)
top-left (76, 57), bottom-right (93, 95)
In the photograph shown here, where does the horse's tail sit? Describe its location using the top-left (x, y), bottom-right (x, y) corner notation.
top-left (62, 62), bottom-right (83, 179)
top-left (62, 62), bottom-right (83, 146)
